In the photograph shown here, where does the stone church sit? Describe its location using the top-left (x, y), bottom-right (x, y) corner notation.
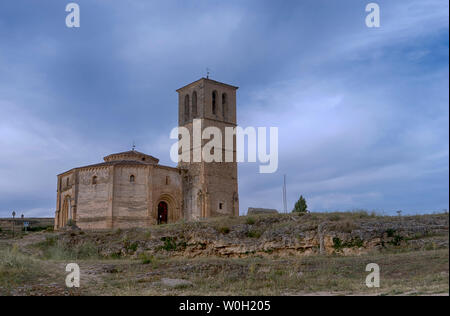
top-left (54, 78), bottom-right (239, 230)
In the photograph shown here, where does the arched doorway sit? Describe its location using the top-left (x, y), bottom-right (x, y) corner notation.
top-left (60, 196), bottom-right (71, 227)
top-left (157, 201), bottom-right (168, 224)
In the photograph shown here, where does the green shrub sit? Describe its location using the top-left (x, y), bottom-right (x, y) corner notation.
top-left (24, 226), bottom-right (50, 232)
top-left (385, 229), bottom-right (404, 246)
top-left (76, 242), bottom-right (99, 259)
top-left (218, 226), bottom-right (230, 234)
top-left (139, 253), bottom-right (159, 267)
top-left (333, 237), bottom-right (343, 250)
top-left (109, 253), bottom-right (121, 259)
top-left (386, 229), bottom-right (396, 238)
top-left (247, 229), bottom-right (262, 238)
top-left (160, 237), bottom-right (177, 251)
top-left (123, 240), bottom-right (138, 252)
top-left (122, 237), bottom-right (138, 252)
top-left (41, 236), bottom-right (57, 247)
top-left (246, 217), bottom-right (256, 225)
top-left (350, 237), bottom-right (364, 248)
top-left (351, 210), bottom-right (371, 218)
top-left (389, 235), bottom-right (404, 246)
top-left (332, 237), bottom-right (364, 250)
top-left (424, 242), bottom-right (437, 251)
top-left (329, 214), bottom-right (342, 221)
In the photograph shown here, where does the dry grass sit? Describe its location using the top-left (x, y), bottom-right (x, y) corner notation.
top-left (81, 249), bottom-right (448, 296)
top-left (0, 212), bottom-right (448, 296)
top-left (0, 245), bottom-right (44, 291)
top-left (34, 235), bottom-right (100, 260)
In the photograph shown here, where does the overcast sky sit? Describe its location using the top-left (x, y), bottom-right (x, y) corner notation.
top-left (0, 0), bottom-right (448, 217)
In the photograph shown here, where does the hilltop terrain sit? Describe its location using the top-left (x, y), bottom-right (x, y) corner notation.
top-left (0, 212), bottom-right (448, 296)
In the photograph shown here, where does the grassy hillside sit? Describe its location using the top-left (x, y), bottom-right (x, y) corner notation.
top-left (0, 212), bottom-right (448, 296)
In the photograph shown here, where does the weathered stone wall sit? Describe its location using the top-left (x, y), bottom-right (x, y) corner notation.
top-left (151, 166), bottom-right (183, 224)
top-left (201, 119), bottom-right (239, 218)
top-left (76, 167), bottom-right (111, 230)
top-left (0, 218), bottom-right (54, 231)
top-left (178, 78), bottom-right (239, 220)
top-left (248, 208), bottom-right (279, 215)
top-left (55, 163), bottom-right (183, 230)
top-left (178, 81), bottom-right (204, 125)
top-left (178, 78), bottom-right (237, 125)
top-left (112, 166), bottom-right (149, 228)
top-left (203, 81), bottom-right (237, 124)
top-left (180, 163), bottom-right (202, 220)
top-left (55, 170), bottom-right (76, 229)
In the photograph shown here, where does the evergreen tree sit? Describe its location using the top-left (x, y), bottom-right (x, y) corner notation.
top-left (293, 195), bottom-right (308, 213)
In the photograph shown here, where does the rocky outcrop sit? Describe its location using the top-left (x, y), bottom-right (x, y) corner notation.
top-left (53, 213), bottom-right (449, 258)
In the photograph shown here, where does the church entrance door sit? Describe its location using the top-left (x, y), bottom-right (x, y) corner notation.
top-left (157, 201), bottom-right (168, 224)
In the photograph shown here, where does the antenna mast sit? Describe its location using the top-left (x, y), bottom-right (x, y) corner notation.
top-left (283, 174), bottom-right (287, 213)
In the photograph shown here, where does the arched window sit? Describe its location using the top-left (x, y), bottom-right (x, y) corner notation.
top-left (92, 176), bottom-right (97, 185)
top-left (222, 93), bottom-right (228, 121)
top-left (184, 95), bottom-right (190, 122)
top-left (212, 91), bottom-right (218, 115)
top-left (130, 175), bottom-right (135, 183)
top-left (192, 91), bottom-right (197, 118)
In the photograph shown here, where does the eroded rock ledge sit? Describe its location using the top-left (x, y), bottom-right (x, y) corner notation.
top-left (52, 213), bottom-right (449, 258)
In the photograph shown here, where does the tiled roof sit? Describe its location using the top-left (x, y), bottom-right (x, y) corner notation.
top-left (57, 150), bottom-right (168, 176)
top-left (103, 150), bottom-right (159, 162)
top-left (176, 77), bottom-right (239, 92)
top-left (57, 160), bottom-right (178, 176)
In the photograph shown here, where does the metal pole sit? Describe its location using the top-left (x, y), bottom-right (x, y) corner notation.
top-left (12, 211), bottom-right (16, 238)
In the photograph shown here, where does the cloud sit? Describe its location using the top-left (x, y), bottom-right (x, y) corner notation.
top-left (0, 0), bottom-right (448, 217)
top-left (234, 0), bottom-right (448, 214)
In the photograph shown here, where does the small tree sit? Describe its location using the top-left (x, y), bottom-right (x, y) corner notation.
top-left (293, 195), bottom-right (308, 213)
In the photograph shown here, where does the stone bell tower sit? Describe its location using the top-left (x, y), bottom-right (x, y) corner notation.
top-left (176, 77), bottom-right (239, 220)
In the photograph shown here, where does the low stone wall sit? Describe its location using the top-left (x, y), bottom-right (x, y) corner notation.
top-left (0, 218), bottom-right (54, 231)
top-left (248, 208), bottom-right (278, 215)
